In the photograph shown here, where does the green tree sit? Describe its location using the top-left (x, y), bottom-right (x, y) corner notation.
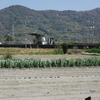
top-left (6, 35), bottom-right (14, 41)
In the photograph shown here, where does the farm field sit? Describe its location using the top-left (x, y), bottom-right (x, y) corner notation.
top-left (0, 48), bottom-right (100, 100)
top-left (0, 67), bottom-right (100, 100)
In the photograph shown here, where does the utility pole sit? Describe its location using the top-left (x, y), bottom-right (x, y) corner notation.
top-left (90, 19), bottom-right (95, 43)
top-left (12, 24), bottom-right (15, 43)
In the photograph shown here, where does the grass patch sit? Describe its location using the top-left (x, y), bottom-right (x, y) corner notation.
top-left (0, 47), bottom-right (84, 55)
top-left (67, 52), bottom-right (73, 54)
top-left (85, 49), bottom-right (100, 53)
top-left (0, 48), bottom-right (55, 55)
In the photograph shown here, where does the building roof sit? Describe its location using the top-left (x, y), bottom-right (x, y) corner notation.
top-left (28, 32), bottom-right (54, 39)
top-left (28, 32), bottom-right (45, 37)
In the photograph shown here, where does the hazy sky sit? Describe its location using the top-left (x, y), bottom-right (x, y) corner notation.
top-left (0, 0), bottom-right (100, 11)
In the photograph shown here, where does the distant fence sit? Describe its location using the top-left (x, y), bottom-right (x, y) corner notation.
top-left (0, 44), bottom-right (55, 48)
top-left (0, 44), bottom-right (100, 49)
top-left (68, 43), bottom-right (100, 49)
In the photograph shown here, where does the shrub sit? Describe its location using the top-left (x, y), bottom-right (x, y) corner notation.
top-left (62, 43), bottom-right (68, 54)
top-left (2, 53), bottom-right (13, 60)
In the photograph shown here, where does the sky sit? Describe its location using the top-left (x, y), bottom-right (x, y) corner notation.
top-left (0, 0), bottom-right (100, 11)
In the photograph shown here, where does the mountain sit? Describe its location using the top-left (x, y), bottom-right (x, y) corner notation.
top-left (0, 5), bottom-right (100, 43)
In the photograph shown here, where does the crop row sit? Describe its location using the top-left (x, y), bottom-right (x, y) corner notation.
top-left (0, 57), bottom-right (100, 68)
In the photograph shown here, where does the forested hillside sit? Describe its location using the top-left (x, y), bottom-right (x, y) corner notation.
top-left (0, 5), bottom-right (100, 42)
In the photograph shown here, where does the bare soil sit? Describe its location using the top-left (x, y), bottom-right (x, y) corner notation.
top-left (0, 54), bottom-right (100, 100)
top-left (12, 53), bottom-right (100, 60)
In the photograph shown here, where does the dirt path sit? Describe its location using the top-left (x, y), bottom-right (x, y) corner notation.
top-left (12, 54), bottom-right (100, 60)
